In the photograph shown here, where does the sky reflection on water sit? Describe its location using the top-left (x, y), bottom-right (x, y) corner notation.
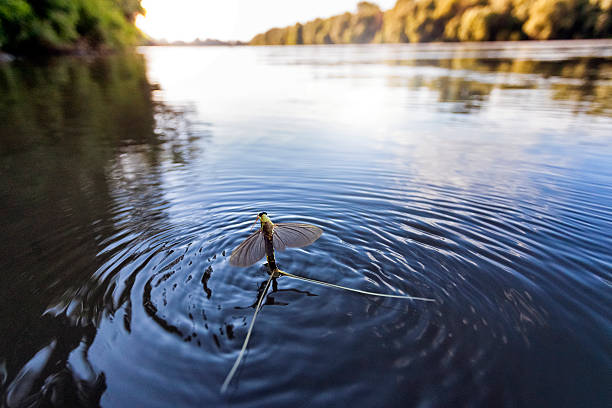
top-left (0, 41), bottom-right (611, 407)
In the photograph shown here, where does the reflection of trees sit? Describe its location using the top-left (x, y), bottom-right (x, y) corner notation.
top-left (444, 56), bottom-right (611, 81)
top-left (551, 82), bottom-right (612, 116)
top-left (0, 54), bottom-right (154, 155)
top-left (386, 56), bottom-right (612, 79)
top-left (386, 56), bottom-right (612, 116)
top-left (0, 53), bottom-right (205, 406)
top-left (433, 77), bottom-right (495, 113)
top-left (4, 331), bottom-right (106, 408)
top-left (549, 58), bottom-right (612, 115)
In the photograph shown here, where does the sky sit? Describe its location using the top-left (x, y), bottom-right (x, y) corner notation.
top-left (135, 0), bottom-right (398, 42)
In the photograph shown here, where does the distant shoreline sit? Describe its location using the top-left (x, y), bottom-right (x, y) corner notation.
top-left (248, 1), bottom-right (611, 46)
top-left (142, 38), bottom-right (612, 48)
top-left (144, 38), bottom-right (246, 47)
top-left (4, 38), bottom-right (609, 62)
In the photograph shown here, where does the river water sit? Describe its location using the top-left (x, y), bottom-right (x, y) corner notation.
top-left (1, 41), bottom-right (611, 407)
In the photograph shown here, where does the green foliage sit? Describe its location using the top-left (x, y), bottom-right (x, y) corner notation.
top-left (249, 0), bottom-right (612, 45)
top-left (286, 23), bottom-right (303, 45)
top-left (0, 0), bottom-right (143, 54)
top-left (113, 0), bottom-right (145, 22)
top-left (250, 33), bottom-right (266, 46)
top-left (523, 0), bottom-right (576, 39)
top-left (349, 2), bottom-right (384, 43)
top-left (263, 27), bottom-right (287, 45)
top-left (0, 0), bottom-right (34, 48)
top-left (329, 13), bottom-right (352, 43)
top-left (302, 18), bottom-right (327, 44)
top-left (380, 1), bottom-right (412, 42)
top-left (402, 0), bottom-right (445, 42)
top-left (458, 6), bottom-right (494, 40)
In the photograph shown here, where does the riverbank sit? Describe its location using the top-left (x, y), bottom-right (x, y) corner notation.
top-left (250, 0), bottom-right (612, 46)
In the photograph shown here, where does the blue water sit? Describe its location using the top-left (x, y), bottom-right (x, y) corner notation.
top-left (0, 41), bottom-right (611, 407)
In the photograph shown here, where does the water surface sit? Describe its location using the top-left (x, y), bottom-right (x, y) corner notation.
top-left (1, 41), bottom-right (611, 407)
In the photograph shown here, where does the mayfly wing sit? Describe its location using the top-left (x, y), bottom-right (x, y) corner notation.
top-left (229, 230), bottom-right (266, 267)
top-left (273, 223), bottom-right (323, 250)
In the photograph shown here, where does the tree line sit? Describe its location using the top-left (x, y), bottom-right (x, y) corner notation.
top-left (250, 0), bottom-right (612, 45)
top-left (0, 0), bottom-right (143, 54)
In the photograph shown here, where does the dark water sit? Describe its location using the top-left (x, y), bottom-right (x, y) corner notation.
top-left (1, 41), bottom-right (611, 407)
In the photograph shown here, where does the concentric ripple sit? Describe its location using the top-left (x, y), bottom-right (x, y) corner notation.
top-left (1, 43), bottom-right (611, 407)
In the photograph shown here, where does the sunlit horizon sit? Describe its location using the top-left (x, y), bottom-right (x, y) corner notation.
top-left (135, 0), bottom-right (397, 42)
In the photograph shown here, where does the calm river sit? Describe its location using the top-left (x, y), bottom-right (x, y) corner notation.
top-left (1, 41), bottom-right (611, 407)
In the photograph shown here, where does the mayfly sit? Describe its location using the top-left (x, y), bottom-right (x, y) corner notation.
top-left (229, 212), bottom-right (322, 273)
top-left (221, 212), bottom-right (434, 392)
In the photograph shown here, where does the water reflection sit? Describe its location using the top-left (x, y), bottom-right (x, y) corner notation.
top-left (0, 53), bottom-right (207, 406)
top-left (0, 43), bottom-right (610, 407)
top-left (4, 337), bottom-right (106, 408)
top-left (234, 272), bottom-right (319, 309)
top-left (385, 56), bottom-right (612, 115)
